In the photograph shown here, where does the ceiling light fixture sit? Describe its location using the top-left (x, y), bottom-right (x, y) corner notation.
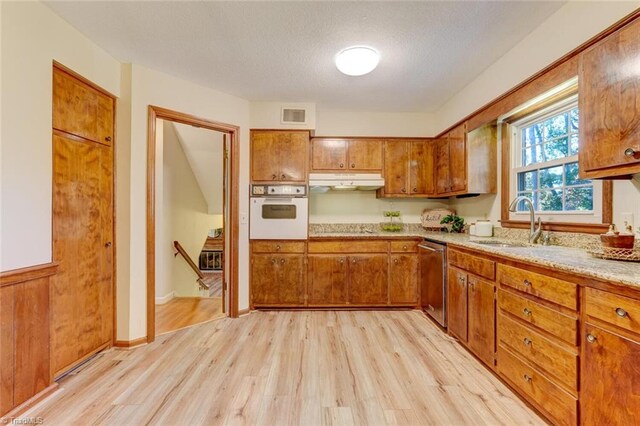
top-left (335, 46), bottom-right (380, 76)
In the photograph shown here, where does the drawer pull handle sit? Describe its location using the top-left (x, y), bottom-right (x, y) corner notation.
top-left (272, 174), bottom-right (277, 179)
top-left (523, 279), bottom-right (531, 287)
top-left (403, 245), bottom-right (408, 250)
top-left (523, 374), bottom-right (532, 383)
top-left (523, 337), bottom-right (532, 346)
top-left (624, 147), bottom-right (637, 157)
top-left (275, 245), bottom-right (281, 251)
top-left (351, 163), bottom-right (356, 168)
top-left (586, 334), bottom-right (597, 344)
top-left (615, 307), bottom-right (628, 318)
top-left (339, 163), bottom-right (344, 168)
top-left (523, 308), bottom-right (532, 316)
top-left (458, 276), bottom-right (466, 284)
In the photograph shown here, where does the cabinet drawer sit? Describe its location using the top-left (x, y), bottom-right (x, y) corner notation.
top-left (448, 249), bottom-right (495, 280)
top-left (498, 264), bottom-right (577, 310)
top-left (252, 241), bottom-right (305, 254)
top-left (498, 313), bottom-right (577, 390)
top-left (585, 287), bottom-right (640, 335)
top-left (308, 240), bottom-right (388, 253)
top-left (498, 346), bottom-right (577, 426)
top-left (499, 289), bottom-right (577, 345)
top-left (390, 240), bottom-right (419, 253)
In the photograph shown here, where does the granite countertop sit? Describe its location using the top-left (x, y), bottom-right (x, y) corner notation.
top-left (309, 229), bottom-right (640, 289)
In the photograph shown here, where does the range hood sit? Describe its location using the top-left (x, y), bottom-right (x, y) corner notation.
top-left (309, 173), bottom-right (385, 192)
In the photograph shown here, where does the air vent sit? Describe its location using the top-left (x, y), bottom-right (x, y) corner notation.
top-left (281, 108), bottom-right (307, 125)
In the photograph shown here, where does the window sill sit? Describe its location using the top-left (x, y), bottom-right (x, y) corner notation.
top-left (499, 219), bottom-right (609, 234)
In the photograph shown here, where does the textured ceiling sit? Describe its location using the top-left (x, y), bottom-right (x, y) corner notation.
top-left (45, 1), bottom-right (565, 112)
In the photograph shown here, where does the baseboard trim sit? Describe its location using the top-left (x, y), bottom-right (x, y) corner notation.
top-left (2, 383), bottom-right (58, 420)
top-left (238, 308), bottom-right (251, 316)
top-left (113, 336), bottom-right (148, 349)
top-left (155, 291), bottom-right (175, 305)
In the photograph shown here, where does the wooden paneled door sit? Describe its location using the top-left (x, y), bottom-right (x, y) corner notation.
top-left (51, 65), bottom-right (115, 377)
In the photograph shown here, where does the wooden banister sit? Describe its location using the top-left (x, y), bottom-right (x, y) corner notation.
top-left (173, 241), bottom-right (205, 280)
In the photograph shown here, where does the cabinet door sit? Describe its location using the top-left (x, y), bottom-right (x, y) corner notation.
top-left (389, 254), bottom-right (419, 304)
top-left (311, 138), bottom-right (347, 170)
top-left (251, 132), bottom-right (279, 181)
top-left (307, 255), bottom-right (348, 305)
top-left (579, 20), bottom-right (640, 177)
top-left (448, 267), bottom-right (468, 342)
top-left (435, 138), bottom-right (450, 195)
top-left (409, 140), bottom-right (435, 196)
top-left (277, 255), bottom-right (306, 305)
top-left (582, 323), bottom-right (640, 425)
top-left (383, 140), bottom-right (409, 195)
top-left (347, 139), bottom-right (382, 171)
top-left (251, 254), bottom-right (279, 305)
top-left (279, 132), bottom-right (308, 182)
top-left (348, 255), bottom-right (388, 305)
top-left (449, 124), bottom-right (467, 192)
top-left (53, 67), bottom-right (114, 146)
top-left (467, 275), bottom-right (495, 367)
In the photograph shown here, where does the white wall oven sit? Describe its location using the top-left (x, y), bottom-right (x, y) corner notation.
top-left (250, 184), bottom-right (308, 240)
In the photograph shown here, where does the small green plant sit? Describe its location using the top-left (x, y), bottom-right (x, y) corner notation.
top-left (440, 214), bottom-right (465, 233)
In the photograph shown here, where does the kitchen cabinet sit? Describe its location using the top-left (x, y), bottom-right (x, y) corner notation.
top-left (250, 130), bottom-right (309, 182)
top-left (435, 122), bottom-right (497, 197)
top-left (579, 18), bottom-right (640, 179)
top-left (348, 255), bottom-right (388, 305)
top-left (250, 241), bottom-right (306, 307)
top-left (307, 255), bottom-right (348, 305)
top-left (379, 139), bottom-right (434, 197)
top-left (448, 266), bottom-right (468, 342)
top-left (389, 254), bottom-right (419, 304)
top-left (496, 264), bottom-right (579, 425)
top-left (467, 275), bottom-right (496, 367)
top-left (310, 137), bottom-right (382, 172)
top-left (581, 287), bottom-right (640, 424)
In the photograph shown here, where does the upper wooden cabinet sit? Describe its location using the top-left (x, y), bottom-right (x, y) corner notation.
top-left (311, 138), bottom-right (382, 172)
top-left (379, 139), bottom-right (434, 197)
top-left (53, 67), bottom-right (114, 146)
top-left (579, 18), bottom-right (640, 179)
top-left (435, 122), bottom-right (497, 197)
top-left (250, 130), bottom-right (309, 182)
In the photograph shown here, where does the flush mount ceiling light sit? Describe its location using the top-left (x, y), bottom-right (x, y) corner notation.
top-left (335, 46), bottom-right (380, 76)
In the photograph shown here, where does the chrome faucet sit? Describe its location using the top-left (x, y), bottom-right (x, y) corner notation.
top-left (509, 196), bottom-right (543, 244)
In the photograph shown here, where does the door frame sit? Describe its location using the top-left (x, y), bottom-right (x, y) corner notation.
top-left (146, 106), bottom-right (240, 343)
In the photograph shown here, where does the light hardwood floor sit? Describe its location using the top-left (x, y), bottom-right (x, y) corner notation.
top-left (155, 297), bottom-right (224, 335)
top-left (28, 311), bottom-right (543, 425)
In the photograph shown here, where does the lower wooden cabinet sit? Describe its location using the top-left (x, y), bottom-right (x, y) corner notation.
top-left (348, 254), bottom-right (388, 305)
top-left (251, 253), bottom-right (305, 306)
top-left (389, 254), bottom-right (419, 304)
top-left (448, 267), bottom-right (468, 342)
top-left (307, 255), bottom-right (348, 305)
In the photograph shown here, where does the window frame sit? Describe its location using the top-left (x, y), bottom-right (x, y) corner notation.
top-left (508, 96), bottom-right (602, 222)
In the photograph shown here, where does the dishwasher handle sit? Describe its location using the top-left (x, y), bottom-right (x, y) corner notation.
top-left (419, 244), bottom-right (444, 253)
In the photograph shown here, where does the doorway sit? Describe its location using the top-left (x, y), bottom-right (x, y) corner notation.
top-left (147, 106), bottom-right (239, 342)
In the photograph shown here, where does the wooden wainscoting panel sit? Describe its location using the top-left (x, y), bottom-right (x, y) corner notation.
top-left (0, 285), bottom-right (15, 415)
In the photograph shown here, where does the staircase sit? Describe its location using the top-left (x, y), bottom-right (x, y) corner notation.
top-left (173, 240), bottom-right (211, 291)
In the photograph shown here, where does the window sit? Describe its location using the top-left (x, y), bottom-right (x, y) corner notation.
top-left (509, 95), bottom-right (603, 223)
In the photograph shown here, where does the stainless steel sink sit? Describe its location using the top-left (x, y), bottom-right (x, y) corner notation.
top-left (473, 240), bottom-right (531, 248)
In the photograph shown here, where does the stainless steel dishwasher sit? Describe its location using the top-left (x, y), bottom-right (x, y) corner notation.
top-left (419, 239), bottom-right (447, 328)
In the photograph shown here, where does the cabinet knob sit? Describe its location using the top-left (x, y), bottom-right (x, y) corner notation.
top-left (615, 307), bottom-right (628, 318)
top-left (586, 333), bottom-right (597, 343)
top-left (523, 279), bottom-right (531, 287)
top-left (351, 163), bottom-right (355, 168)
top-left (352, 259), bottom-right (356, 264)
top-left (105, 136), bottom-right (112, 142)
top-left (523, 337), bottom-right (532, 346)
top-left (339, 163), bottom-right (344, 168)
top-left (458, 275), bottom-right (465, 284)
top-left (275, 245), bottom-right (281, 251)
top-left (393, 258), bottom-right (398, 264)
top-left (523, 308), bottom-right (532, 317)
top-left (413, 187), bottom-right (417, 193)
top-left (339, 259), bottom-right (344, 264)
top-left (280, 258), bottom-right (285, 264)
top-left (271, 258), bottom-right (276, 264)
top-left (105, 241), bottom-right (112, 248)
top-left (402, 245), bottom-right (408, 250)
top-left (523, 374), bottom-right (532, 383)
top-left (272, 174), bottom-right (277, 179)
top-left (624, 148), bottom-right (637, 158)
top-left (281, 174), bottom-right (286, 179)
top-left (401, 188), bottom-right (406, 193)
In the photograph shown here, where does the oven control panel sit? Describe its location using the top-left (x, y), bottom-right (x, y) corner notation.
top-left (251, 184), bottom-right (307, 197)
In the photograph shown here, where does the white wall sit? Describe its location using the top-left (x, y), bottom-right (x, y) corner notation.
top-left (158, 120), bottom-right (216, 299)
top-left (445, 1), bottom-right (640, 230)
top-left (126, 64), bottom-right (251, 340)
top-left (316, 108), bottom-right (436, 137)
top-left (0, 1), bottom-right (121, 271)
top-left (250, 101), bottom-right (316, 130)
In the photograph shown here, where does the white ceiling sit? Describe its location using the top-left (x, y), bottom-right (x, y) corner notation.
top-left (171, 122), bottom-right (224, 215)
top-left (45, 1), bottom-right (565, 112)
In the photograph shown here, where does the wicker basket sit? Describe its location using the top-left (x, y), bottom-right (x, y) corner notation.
top-left (588, 247), bottom-right (640, 262)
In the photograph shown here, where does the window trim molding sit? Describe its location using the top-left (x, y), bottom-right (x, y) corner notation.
top-left (500, 121), bottom-right (612, 234)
